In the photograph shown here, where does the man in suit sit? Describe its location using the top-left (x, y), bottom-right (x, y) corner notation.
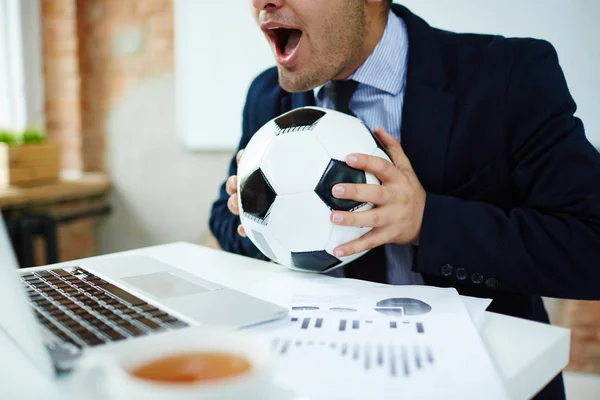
top-left (209, 1), bottom-right (600, 398)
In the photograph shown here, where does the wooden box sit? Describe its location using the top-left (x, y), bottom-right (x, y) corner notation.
top-left (0, 143), bottom-right (60, 188)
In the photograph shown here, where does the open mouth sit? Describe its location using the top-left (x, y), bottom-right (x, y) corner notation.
top-left (267, 27), bottom-right (303, 59)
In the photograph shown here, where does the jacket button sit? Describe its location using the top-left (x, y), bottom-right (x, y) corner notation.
top-left (485, 277), bottom-right (498, 288)
top-left (456, 268), bottom-right (467, 280)
top-left (471, 273), bottom-right (484, 284)
top-left (441, 264), bottom-right (453, 277)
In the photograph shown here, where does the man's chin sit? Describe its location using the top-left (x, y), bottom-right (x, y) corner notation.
top-left (277, 68), bottom-right (323, 93)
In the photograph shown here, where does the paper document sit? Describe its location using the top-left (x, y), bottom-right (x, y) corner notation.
top-left (249, 283), bottom-right (508, 399)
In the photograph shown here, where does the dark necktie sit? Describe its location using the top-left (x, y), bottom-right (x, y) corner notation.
top-left (325, 79), bottom-right (359, 116)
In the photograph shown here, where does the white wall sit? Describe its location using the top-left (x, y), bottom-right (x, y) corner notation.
top-left (397, 0), bottom-right (600, 146)
top-left (175, 0), bottom-right (600, 150)
top-left (174, 0), bottom-right (273, 151)
top-left (99, 73), bottom-right (230, 254)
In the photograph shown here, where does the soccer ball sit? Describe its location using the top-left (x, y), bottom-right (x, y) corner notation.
top-left (237, 106), bottom-right (391, 273)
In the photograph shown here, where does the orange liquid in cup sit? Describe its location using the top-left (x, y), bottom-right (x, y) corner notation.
top-left (129, 352), bottom-right (253, 384)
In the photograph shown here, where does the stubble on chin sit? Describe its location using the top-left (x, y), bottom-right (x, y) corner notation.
top-left (277, 68), bottom-right (325, 93)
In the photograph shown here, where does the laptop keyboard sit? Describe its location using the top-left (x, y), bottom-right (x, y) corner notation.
top-left (21, 267), bottom-right (189, 350)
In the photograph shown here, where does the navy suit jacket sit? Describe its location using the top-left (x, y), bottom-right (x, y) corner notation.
top-left (210, 5), bottom-right (600, 398)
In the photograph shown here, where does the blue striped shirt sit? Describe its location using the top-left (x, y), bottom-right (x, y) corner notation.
top-left (314, 11), bottom-right (424, 285)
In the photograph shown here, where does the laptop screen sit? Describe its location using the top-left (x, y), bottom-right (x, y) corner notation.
top-left (0, 212), bottom-right (55, 377)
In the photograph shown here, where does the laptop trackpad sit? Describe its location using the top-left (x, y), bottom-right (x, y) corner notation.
top-left (121, 272), bottom-right (211, 299)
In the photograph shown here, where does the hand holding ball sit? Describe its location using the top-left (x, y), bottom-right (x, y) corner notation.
top-left (236, 107), bottom-right (392, 273)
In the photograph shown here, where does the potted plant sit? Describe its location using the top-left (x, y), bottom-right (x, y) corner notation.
top-left (0, 127), bottom-right (60, 188)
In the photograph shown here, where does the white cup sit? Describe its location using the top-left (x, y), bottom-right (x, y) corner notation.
top-left (70, 327), bottom-right (275, 400)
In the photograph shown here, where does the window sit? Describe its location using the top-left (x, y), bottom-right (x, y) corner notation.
top-left (0, 0), bottom-right (43, 132)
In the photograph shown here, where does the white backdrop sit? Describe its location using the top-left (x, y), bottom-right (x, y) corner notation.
top-left (174, 0), bottom-right (600, 151)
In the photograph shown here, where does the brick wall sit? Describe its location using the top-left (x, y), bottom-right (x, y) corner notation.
top-left (555, 301), bottom-right (600, 373)
top-left (41, 0), bottom-right (82, 172)
top-left (76, 0), bottom-right (174, 172)
top-left (41, 0), bottom-right (174, 173)
top-left (38, 0), bottom-right (174, 265)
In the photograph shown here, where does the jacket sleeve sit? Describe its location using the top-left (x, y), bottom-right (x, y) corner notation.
top-left (414, 40), bottom-right (600, 299)
top-left (208, 82), bottom-right (269, 261)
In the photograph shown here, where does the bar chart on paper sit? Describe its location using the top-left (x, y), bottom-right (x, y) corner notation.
top-left (288, 315), bottom-right (426, 334)
top-left (272, 337), bottom-right (435, 378)
top-left (256, 285), bottom-right (511, 399)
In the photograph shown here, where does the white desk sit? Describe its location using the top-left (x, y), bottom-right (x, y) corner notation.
top-left (0, 242), bottom-right (570, 400)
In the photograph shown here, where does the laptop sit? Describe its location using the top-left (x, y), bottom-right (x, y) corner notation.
top-left (0, 214), bottom-right (288, 377)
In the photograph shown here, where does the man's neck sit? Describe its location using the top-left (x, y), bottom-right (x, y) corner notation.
top-left (333, 9), bottom-right (388, 81)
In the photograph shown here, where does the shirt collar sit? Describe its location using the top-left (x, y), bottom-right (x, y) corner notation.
top-left (314, 11), bottom-right (408, 100)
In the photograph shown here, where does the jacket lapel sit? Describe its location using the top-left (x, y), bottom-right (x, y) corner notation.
top-left (394, 5), bottom-right (455, 194)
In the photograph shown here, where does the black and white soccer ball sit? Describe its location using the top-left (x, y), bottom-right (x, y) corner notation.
top-left (237, 106), bottom-right (392, 273)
